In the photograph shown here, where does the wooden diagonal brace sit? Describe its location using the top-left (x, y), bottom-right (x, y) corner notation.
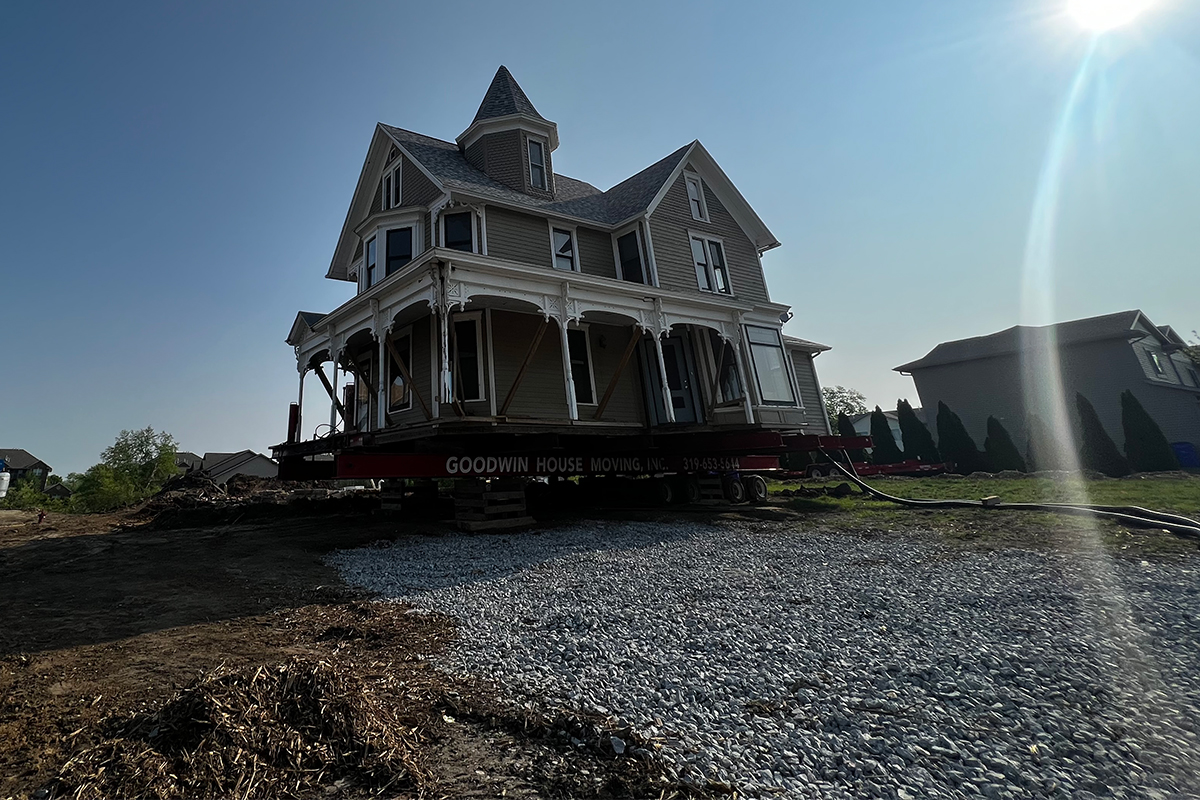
top-left (499, 318), bottom-right (549, 416)
top-left (385, 336), bottom-right (433, 421)
top-left (594, 327), bottom-right (642, 421)
top-left (314, 364), bottom-right (347, 423)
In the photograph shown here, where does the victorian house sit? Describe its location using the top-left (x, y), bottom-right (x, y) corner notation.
top-left (283, 66), bottom-right (829, 457)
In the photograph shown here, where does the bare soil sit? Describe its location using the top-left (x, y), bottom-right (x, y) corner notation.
top-left (0, 507), bottom-right (705, 800)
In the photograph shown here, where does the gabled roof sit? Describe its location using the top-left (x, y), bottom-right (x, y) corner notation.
top-left (894, 310), bottom-right (1158, 372)
top-left (0, 449), bottom-right (49, 471)
top-left (472, 66), bottom-right (546, 123)
top-left (288, 310), bottom-right (327, 345)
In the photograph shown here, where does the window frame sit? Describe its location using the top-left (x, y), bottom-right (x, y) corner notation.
top-left (744, 325), bottom-right (798, 406)
top-left (527, 137), bottom-right (548, 191)
top-left (364, 236), bottom-right (378, 289)
top-left (385, 226), bottom-right (414, 278)
top-left (612, 224), bottom-right (652, 286)
top-left (451, 311), bottom-right (486, 403)
top-left (566, 324), bottom-right (598, 405)
top-left (1147, 349), bottom-right (1166, 375)
top-left (548, 221), bottom-right (579, 272)
top-left (684, 172), bottom-right (709, 222)
top-left (385, 325), bottom-right (414, 414)
top-left (688, 231), bottom-right (733, 295)
top-left (382, 160), bottom-right (403, 210)
top-left (441, 209), bottom-right (477, 253)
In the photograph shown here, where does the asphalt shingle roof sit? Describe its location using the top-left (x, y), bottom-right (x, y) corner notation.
top-left (472, 66), bottom-right (546, 123)
top-left (895, 310), bottom-right (1147, 372)
top-left (0, 449), bottom-right (48, 471)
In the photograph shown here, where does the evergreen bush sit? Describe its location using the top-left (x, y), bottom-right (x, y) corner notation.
top-left (836, 413), bottom-right (867, 463)
top-left (1120, 390), bottom-right (1179, 472)
top-left (1075, 393), bottom-right (1130, 477)
top-left (896, 399), bottom-right (939, 462)
top-left (936, 401), bottom-right (989, 474)
top-left (1025, 413), bottom-right (1073, 472)
top-left (869, 406), bottom-right (904, 465)
top-left (984, 416), bottom-right (1026, 472)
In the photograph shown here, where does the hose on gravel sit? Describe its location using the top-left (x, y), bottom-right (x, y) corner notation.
top-left (814, 449), bottom-right (1200, 540)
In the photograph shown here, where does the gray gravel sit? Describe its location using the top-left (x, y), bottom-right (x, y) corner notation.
top-left (328, 520), bottom-right (1200, 798)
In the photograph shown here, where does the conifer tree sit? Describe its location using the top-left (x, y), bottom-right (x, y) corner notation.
top-left (836, 413), bottom-right (867, 463)
top-left (984, 416), bottom-right (1026, 472)
top-left (896, 399), bottom-right (939, 463)
top-left (1075, 393), bottom-right (1131, 477)
top-left (936, 401), bottom-right (989, 474)
top-left (1120, 390), bottom-right (1179, 472)
top-left (868, 406), bottom-right (904, 464)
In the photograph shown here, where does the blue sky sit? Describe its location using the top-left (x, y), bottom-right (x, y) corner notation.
top-left (3, 1), bottom-right (1198, 474)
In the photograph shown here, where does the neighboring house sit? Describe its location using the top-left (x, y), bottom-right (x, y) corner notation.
top-left (850, 411), bottom-right (904, 450)
top-left (44, 482), bottom-right (73, 500)
top-left (0, 449), bottom-right (52, 492)
top-left (175, 451), bottom-right (204, 473)
top-left (895, 310), bottom-right (1200, 452)
top-left (201, 451), bottom-right (278, 485)
top-left (282, 66), bottom-right (827, 450)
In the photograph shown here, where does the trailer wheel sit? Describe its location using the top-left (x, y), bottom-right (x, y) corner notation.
top-left (654, 478), bottom-right (676, 506)
top-left (743, 475), bottom-right (768, 504)
top-left (805, 464), bottom-right (827, 479)
top-left (723, 475), bottom-right (747, 504)
top-left (685, 476), bottom-right (703, 504)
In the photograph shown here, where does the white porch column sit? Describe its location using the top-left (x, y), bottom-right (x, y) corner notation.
top-left (377, 332), bottom-right (388, 431)
top-left (653, 333), bottom-right (677, 424)
top-left (296, 367), bottom-right (305, 442)
top-left (329, 358), bottom-right (340, 433)
top-left (439, 309), bottom-right (452, 404)
top-left (731, 332), bottom-right (755, 424)
top-left (559, 319), bottom-right (578, 421)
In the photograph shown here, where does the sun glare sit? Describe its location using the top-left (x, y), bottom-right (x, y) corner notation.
top-left (1067, 0), bottom-right (1154, 30)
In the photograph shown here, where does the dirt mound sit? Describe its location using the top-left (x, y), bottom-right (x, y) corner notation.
top-left (50, 657), bottom-right (428, 800)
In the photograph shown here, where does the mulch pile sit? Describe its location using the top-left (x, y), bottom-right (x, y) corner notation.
top-left (49, 657), bottom-right (429, 800)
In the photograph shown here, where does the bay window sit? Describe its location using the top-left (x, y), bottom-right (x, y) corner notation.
top-left (746, 326), bottom-right (795, 404)
top-left (443, 211), bottom-right (474, 252)
top-left (386, 228), bottom-right (413, 277)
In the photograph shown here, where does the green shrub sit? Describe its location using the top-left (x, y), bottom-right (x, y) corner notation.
top-left (1120, 390), bottom-right (1179, 472)
top-left (984, 416), bottom-right (1026, 472)
top-left (869, 406), bottom-right (904, 465)
top-left (1075, 393), bottom-right (1130, 477)
top-left (936, 401), bottom-right (989, 474)
top-left (897, 399), bottom-right (939, 462)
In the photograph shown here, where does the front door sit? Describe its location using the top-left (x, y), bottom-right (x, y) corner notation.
top-left (641, 333), bottom-right (701, 425)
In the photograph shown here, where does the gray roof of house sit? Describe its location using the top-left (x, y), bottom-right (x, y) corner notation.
top-left (298, 311), bottom-right (324, 327)
top-left (0, 449), bottom-right (49, 471)
top-left (783, 335), bottom-right (832, 353)
top-left (894, 310), bottom-right (1149, 372)
top-left (383, 123), bottom-right (691, 226)
top-left (472, 66), bottom-right (547, 123)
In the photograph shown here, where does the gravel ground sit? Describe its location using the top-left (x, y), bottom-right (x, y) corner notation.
top-left (329, 520), bottom-right (1200, 798)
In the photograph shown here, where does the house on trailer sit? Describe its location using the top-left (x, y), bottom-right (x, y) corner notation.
top-left (895, 310), bottom-right (1200, 456)
top-left (280, 66), bottom-right (829, 468)
top-left (0, 449), bottom-right (53, 492)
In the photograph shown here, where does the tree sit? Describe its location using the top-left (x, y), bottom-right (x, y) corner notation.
top-left (984, 416), bottom-right (1026, 472)
top-left (936, 401), bottom-right (989, 474)
top-left (101, 427), bottom-right (179, 495)
top-left (822, 386), bottom-right (867, 434)
top-left (836, 413), bottom-right (867, 463)
top-left (1075, 393), bottom-right (1131, 477)
top-left (869, 406), bottom-right (904, 465)
top-left (896, 399), bottom-right (939, 463)
top-left (1025, 413), bottom-right (1072, 472)
top-left (1120, 390), bottom-right (1179, 472)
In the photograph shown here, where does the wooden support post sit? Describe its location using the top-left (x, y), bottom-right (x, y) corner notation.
top-left (559, 319), bottom-right (578, 421)
top-left (377, 335), bottom-right (387, 431)
top-left (315, 362), bottom-right (347, 425)
top-left (499, 318), bottom-right (549, 416)
top-left (385, 335), bottom-right (432, 421)
top-left (706, 336), bottom-right (727, 418)
top-left (594, 326), bottom-right (642, 421)
top-left (439, 310), bottom-right (452, 409)
top-left (732, 333), bottom-right (755, 424)
top-left (447, 316), bottom-right (466, 418)
top-left (653, 333), bottom-right (676, 424)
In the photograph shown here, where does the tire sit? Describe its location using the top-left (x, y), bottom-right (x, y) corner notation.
top-left (654, 478), bottom-right (675, 506)
top-left (743, 475), bottom-right (769, 504)
top-left (685, 476), bottom-right (703, 504)
top-left (724, 475), bottom-right (747, 504)
top-left (806, 464), bottom-right (827, 479)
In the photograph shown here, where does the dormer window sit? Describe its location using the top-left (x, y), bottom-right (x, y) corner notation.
top-left (382, 162), bottom-right (402, 209)
top-left (528, 139), bottom-right (547, 190)
top-left (1148, 350), bottom-right (1166, 375)
top-left (685, 174), bottom-right (709, 222)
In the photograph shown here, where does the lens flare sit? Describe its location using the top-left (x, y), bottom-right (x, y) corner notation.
top-left (1067, 0), bottom-right (1154, 31)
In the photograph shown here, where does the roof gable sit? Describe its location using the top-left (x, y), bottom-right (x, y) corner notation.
top-left (472, 66), bottom-right (545, 123)
top-left (0, 449), bottom-right (49, 471)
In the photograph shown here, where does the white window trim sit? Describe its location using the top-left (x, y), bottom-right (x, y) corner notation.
top-left (688, 230), bottom-right (734, 295)
top-left (744, 324), bottom-right (799, 407)
top-left (548, 221), bottom-right (579, 272)
top-left (527, 136), bottom-right (549, 191)
top-left (684, 172), bottom-right (709, 222)
top-left (567, 323), bottom-right (598, 405)
top-left (440, 207), bottom-right (478, 254)
top-left (381, 159), bottom-right (403, 211)
top-left (358, 212), bottom-right (424, 293)
top-left (362, 236), bottom-right (379, 292)
top-left (611, 224), bottom-right (656, 286)
top-left (451, 310), bottom-right (486, 402)
top-left (386, 324), bottom-right (414, 414)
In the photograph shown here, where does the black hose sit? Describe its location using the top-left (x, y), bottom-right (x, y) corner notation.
top-left (816, 450), bottom-right (1200, 540)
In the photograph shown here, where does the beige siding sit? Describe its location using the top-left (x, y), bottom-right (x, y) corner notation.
top-left (648, 172), bottom-right (769, 303)
top-left (583, 323), bottom-right (645, 424)
top-left (491, 310), bottom-right (569, 418)
top-left (402, 156), bottom-right (441, 207)
top-left (789, 349), bottom-right (830, 435)
top-left (486, 206), bottom-right (552, 267)
top-left (576, 227), bottom-right (616, 279)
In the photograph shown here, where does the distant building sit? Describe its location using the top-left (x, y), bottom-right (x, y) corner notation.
top-left (895, 310), bottom-right (1200, 452)
top-left (0, 449), bottom-right (52, 492)
top-left (44, 482), bottom-right (73, 500)
top-left (850, 411), bottom-right (904, 450)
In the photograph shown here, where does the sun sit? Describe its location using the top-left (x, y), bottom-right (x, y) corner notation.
top-left (1067, 0), bottom-right (1154, 30)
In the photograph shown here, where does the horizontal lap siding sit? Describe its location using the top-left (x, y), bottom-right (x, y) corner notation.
top-left (492, 310), bottom-right (569, 418)
top-left (487, 207), bottom-right (552, 267)
top-left (648, 173), bottom-right (769, 303)
top-left (585, 324), bottom-right (645, 424)
top-left (402, 157), bottom-right (441, 207)
top-left (482, 130), bottom-right (524, 192)
top-left (576, 227), bottom-right (616, 279)
top-left (789, 349), bottom-right (830, 434)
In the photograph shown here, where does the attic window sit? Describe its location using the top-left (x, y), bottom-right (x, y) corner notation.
top-left (528, 140), bottom-right (547, 190)
top-left (685, 174), bottom-right (709, 222)
top-left (1148, 350), bottom-right (1166, 375)
top-left (382, 163), bottom-right (402, 209)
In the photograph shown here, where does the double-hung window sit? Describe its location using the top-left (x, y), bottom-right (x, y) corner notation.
top-left (691, 236), bottom-right (731, 294)
top-left (443, 211), bottom-right (474, 252)
top-left (365, 237), bottom-right (377, 288)
top-left (685, 174), bottom-right (709, 222)
top-left (615, 230), bottom-right (647, 284)
top-left (382, 162), bottom-right (402, 209)
top-left (452, 314), bottom-right (484, 402)
top-left (528, 139), bottom-right (547, 190)
top-left (553, 227), bottom-right (576, 271)
top-left (386, 228), bottom-right (412, 277)
top-left (567, 328), bottom-right (595, 404)
top-left (386, 328), bottom-right (413, 413)
top-left (746, 326), bottom-right (796, 404)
